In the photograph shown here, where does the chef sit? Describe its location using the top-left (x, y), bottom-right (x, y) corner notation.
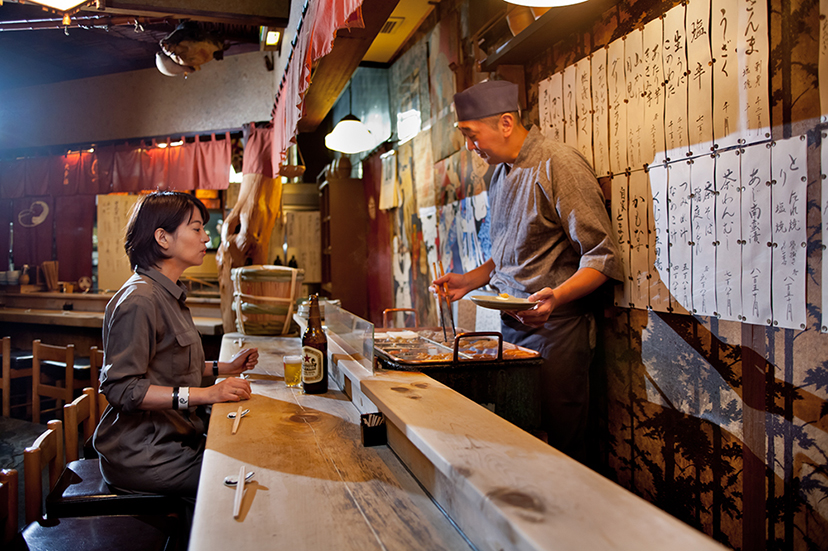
top-left (431, 80), bottom-right (623, 461)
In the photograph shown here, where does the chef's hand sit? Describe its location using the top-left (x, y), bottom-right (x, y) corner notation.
top-left (511, 287), bottom-right (558, 328)
top-left (429, 272), bottom-right (471, 303)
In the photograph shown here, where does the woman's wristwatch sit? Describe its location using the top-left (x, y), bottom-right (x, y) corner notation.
top-left (213, 360), bottom-right (219, 377)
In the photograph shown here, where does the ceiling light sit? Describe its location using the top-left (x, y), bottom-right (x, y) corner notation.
top-left (260, 26), bottom-right (283, 52)
top-left (27, 0), bottom-right (93, 11)
top-left (325, 115), bottom-right (374, 155)
top-left (506, 0), bottom-right (588, 7)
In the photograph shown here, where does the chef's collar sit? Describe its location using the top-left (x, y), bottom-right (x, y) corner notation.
top-left (137, 266), bottom-right (188, 302)
top-left (510, 126), bottom-right (542, 168)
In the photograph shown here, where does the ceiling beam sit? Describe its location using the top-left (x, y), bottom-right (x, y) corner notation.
top-left (297, 0), bottom-right (400, 133)
top-left (91, 0), bottom-right (290, 27)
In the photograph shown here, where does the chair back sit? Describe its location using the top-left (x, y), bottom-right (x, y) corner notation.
top-left (23, 419), bottom-right (64, 523)
top-left (0, 337), bottom-right (10, 417)
top-left (32, 340), bottom-right (75, 424)
top-left (89, 346), bottom-right (103, 393)
top-left (64, 388), bottom-right (96, 463)
top-left (0, 468), bottom-right (17, 545)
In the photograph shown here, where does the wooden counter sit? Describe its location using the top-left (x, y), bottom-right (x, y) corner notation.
top-left (189, 334), bottom-right (471, 551)
top-left (192, 333), bottom-right (727, 551)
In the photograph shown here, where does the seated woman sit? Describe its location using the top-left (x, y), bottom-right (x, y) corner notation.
top-left (94, 191), bottom-right (258, 497)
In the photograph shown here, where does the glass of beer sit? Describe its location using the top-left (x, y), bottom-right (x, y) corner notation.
top-left (283, 355), bottom-right (302, 387)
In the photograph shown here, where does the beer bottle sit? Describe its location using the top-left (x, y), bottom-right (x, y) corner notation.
top-left (301, 294), bottom-right (328, 394)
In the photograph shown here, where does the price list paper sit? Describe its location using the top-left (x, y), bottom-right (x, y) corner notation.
top-left (737, 0), bottom-right (770, 144)
top-left (592, 48), bottom-right (610, 177)
top-left (563, 64), bottom-right (578, 150)
top-left (690, 153), bottom-right (717, 317)
top-left (539, 72), bottom-right (564, 142)
top-left (821, 0), bottom-right (828, 122)
top-left (715, 148), bottom-right (743, 321)
top-left (611, 173), bottom-right (632, 307)
top-left (575, 56), bottom-right (595, 167)
top-left (642, 18), bottom-right (667, 166)
top-left (668, 160), bottom-right (693, 314)
top-left (822, 134), bottom-right (828, 332)
top-left (740, 142), bottom-right (772, 326)
top-left (770, 137), bottom-right (807, 330)
top-left (629, 169), bottom-right (651, 308)
top-left (686, 0), bottom-right (714, 157)
top-left (711, 0), bottom-right (740, 149)
top-left (663, 5), bottom-right (689, 161)
top-left (648, 165), bottom-right (671, 312)
top-left (608, 37), bottom-right (628, 174)
top-left (626, 29), bottom-right (646, 170)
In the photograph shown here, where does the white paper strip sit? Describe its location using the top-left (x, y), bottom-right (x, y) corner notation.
top-left (714, 148), bottom-right (743, 321)
top-left (711, 0), bottom-right (741, 149)
top-left (690, 153), bottom-right (717, 317)
top-left (611, 173), bottom-right (632, 307)
top-left (822, 133), bottom-right (828, 332)
top-left (563, 64), bottom-right (578, 150)
top-left (770, 136), bottom-right (808, 330)
top-left (648, 165), bottom-right (671, 312)
top-left (629, 169), bottom-right (651, 308)
top-left (663, 5), bottom-right (690, 162)
top-left (539, 72), bottom-right (564, 142)
top-left (608, 37), bottom-right (629, 174)
top-left (643, 17), bottom-right (667, 166)
top-left (821, 0), bottom-right (828, 123)
top-left (592, 48), bottom-right (610, 177)
top-left (667, 160), bottom-right (693, 314)
top-left (737, 0), bottom-right (770, 144)
top-left (626, 29), bottom-right (646, 170)
top-left (575, 56), bottom-right (595, 168)
top-left (379, 150), bottom-right (399, 210)
top-left (686, 0), bottom-right (715, 157)
top-left (740, 142), bottom-right (772, 325)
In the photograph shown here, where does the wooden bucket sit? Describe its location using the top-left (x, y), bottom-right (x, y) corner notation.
top-left (231, 265), bottom-right (304, 335)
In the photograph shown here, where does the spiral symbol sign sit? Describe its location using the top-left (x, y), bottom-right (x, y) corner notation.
top-left (17, 201), bottom-right (50, 228)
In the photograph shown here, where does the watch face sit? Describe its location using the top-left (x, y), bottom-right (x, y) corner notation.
top-left (78, 276), bottom-right (92, 291)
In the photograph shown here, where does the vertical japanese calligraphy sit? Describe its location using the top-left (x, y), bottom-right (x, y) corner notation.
top-left (714, 148), bottom-right (743, 322)
top-left (740, 142), bottom-right (772, 325)
top-left (711, 0), bottom-right (740, 149)
top-left (822, 133), bottom-right (828, 331)
top-left (539, 72), bottom-right (564, 142)
top-left (667, 160), bottom-right (693, 314)
top-left (629, 169), bottom-right (651, 308)
top-left (592, 48), bottom-right (610, 177)
top-left (770, 137), bottom-right (807, 330)
top-left (686, 0), bottom-right (714, 157)
top-left (608, 37), bottom-right (628, 175)
top-left (648, 165), bottom-right (671, 311)
top-left (611, 174), bottom-right (632, 307)
top-left (626, 29), bottom-right (646, 170)
top-left (642, 18), bottom-right (667, 166)
top-left (563, 64), bottom-right (578, 150)
top-left (690, 153), bottom-right (717, 317)
top-left (737, 0), bottom-right (770, 143)
top-left (575, 56), bottom-right (595, 167)
top-left (663, 5), bottom-right (689, 161)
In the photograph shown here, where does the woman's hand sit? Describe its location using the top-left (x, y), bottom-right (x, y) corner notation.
top-left (209, 376), bottom-right (252, 403)
top-left (224, 348), bottom-right (259, 375)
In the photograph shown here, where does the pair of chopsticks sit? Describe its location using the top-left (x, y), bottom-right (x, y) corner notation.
top-left (432, 260), bottom-right (456, 341)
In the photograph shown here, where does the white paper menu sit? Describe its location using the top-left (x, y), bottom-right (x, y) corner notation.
top-left (822, 133), bottom-right (828, 332)
top-left (667, 160), bottom-right (693, 314)
top-left (686, 0), bottom-right (715, 157)
top-left (648, 164), bottom-right (671, 312)
top-left (575, 55), bottom-right (595, 168)
top-left (629, 169), bottom-right (651, 309)
top-left (770, 136), bottom-right (807, 330)
top-left (607, 37), bottom-right (629, 175)
top-left (592, 48), bottom-right (610, 177)
top-left (539, 72), bottom-right (564, 142)
top-left (737, 0), bottom-right (770, 144)
top-left (711, 0), bottom-right (741, 150)
top-left (663, 5), bottom-right (689, 161)
top-left (611, 173), bottom-right (632, 307)
top-left (642, 17), bottom-right (667, 166)
top-left (740, 142), bottom-right (772, 326)
top-left (563, 64), bottom-right (578, 150)
top-left (690, 153), bottom-right (717, 317)
top-left (714, 148), bottom-right (743, 322)
top-left (626, 29), bottom-right (646, 170)
top-left (821, 0), bottom-right (828, 123)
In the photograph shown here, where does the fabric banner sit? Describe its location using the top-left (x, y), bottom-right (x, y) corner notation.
top-left (55, 195), bottom-right (95, 282)
top-left (0, 200), bottom-right (11, 271)
top-left (12, 196), bottom-right (54, 269)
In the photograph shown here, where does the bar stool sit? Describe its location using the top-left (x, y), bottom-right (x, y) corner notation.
top-left (0, 337), bottom-right (34, 418)
top-left (4, 463), bottom-right (178, 551)
top-left (32, 341), bottom-right (94, 424)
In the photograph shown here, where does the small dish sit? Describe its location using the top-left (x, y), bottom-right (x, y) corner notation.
top-left (226, 409), bottom-right (250, 419)
top-left (470, 295), bottom-right (538, 312)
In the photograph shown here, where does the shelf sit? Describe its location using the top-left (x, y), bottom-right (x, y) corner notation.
top-left (479, 0), bottom-right (618, 72)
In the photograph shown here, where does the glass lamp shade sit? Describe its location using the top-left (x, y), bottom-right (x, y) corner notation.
top-left (28, 0), bottom-right (92, 10)
top-left (325, 115), bottom-right (374, 154)
top-left (506, 0), bottom-right (588, 6)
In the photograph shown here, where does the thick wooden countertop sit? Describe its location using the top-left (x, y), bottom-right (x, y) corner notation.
top-left (189, 334), bottom-right (470, 551)
top-left (0, 307), bottom-right (223, 336)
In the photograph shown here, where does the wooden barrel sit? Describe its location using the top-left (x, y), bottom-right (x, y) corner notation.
top-left (231, 265), bottom-right (304, 335)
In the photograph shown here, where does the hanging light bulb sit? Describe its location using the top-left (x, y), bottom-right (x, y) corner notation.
top-left (325, 115), bottom-right (374, 154)
top-left (506, 0), bottom-right (588, 7)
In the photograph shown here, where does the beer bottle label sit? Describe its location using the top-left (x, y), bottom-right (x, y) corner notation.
top-left (302, 347), bottom-right (324, 384)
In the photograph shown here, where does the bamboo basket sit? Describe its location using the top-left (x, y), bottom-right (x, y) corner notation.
top-left (231, 265), bottom-right (304, 335)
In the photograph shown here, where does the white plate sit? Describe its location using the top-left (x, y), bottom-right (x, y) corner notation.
top-left (470, 295), bottom-right (538, 311)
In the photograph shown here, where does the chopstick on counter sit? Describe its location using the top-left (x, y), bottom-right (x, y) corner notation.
top-left (233, 465), bottom-right (246, 519)
top-left (231, 405), bottom-right (244, 435)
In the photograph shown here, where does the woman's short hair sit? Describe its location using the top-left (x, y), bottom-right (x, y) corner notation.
top-left (124, 191), bottom-right (209, 270)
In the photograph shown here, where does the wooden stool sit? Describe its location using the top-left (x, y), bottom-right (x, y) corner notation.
top-left (0, 338), bottom-right (34, 418)
top-left (32, 341), bottom-right (93, 424)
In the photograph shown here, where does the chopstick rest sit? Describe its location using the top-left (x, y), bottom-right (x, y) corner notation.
top-left (233, 465), bottom-right (246, 519)
top-left (231, 405), bottom-right (244, 434)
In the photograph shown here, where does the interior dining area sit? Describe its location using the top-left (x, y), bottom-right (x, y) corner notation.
top-left (0, 0), bottom-right (826, 549)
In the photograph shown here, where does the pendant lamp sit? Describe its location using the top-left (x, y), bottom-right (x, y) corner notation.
top-left (325, 87), bottom-right (374, 155)
top-left (506, 0), bottom-right (588, 6)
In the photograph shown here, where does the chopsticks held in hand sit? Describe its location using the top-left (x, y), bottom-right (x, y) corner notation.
top-left (233, 465), bottom-right (246, 519)
top-left (437, 260), bottom-right (456, 340)
top-left (231, 405), bottom-right (244, 435)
